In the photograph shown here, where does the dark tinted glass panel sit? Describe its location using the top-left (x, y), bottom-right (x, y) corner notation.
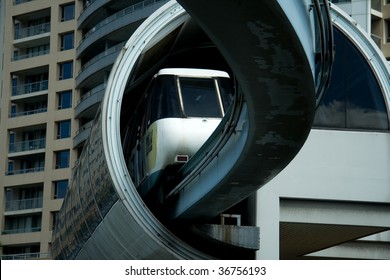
top-left (61, 33), bottom-right (74, 50)
top-left (60, 62), bottom-right (73, 80)
top-left (180, 77), bottom-right (222, 118)
top-left (55, 180), bottom-right (68, 199)
top-left (59, 91), bottom-right (72, 109)
top-left (219, 77), bottom-right (234, 112)
top-left (314, 27), bottom-right (389, 131)
top-left (62, 4), bottom-right (75, 21)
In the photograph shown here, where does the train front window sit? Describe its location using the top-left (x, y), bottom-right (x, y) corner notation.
top-left (179, 77), bottom-right (223, 118)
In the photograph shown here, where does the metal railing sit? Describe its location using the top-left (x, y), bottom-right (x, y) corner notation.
top-left (371, 34), bottom-right (382, 48)
top-left (14, 22), bottom-right (50, 40)
top-left (77, 84), bottom-right (105, 105)
top-left (9, 108), bottom-right (47, 118)
top-left (1, 252), bottom-right (51, 260)
top-left (2, 227), bottom-right (41, 235)
top-left (371, 0), bottom-right (382, 12)
top-left (12, 80), bottom-right (48, 96)
top-left (9, 138), bottom-right (46, 153)
top-left (12, 49), bottom-right (50, 61)
top-left (13, 0), bottom-right (34, 5)
top-left (75, 121), bottom-right (93, 136)
top-left (5, 197), bottom-right (43, 212)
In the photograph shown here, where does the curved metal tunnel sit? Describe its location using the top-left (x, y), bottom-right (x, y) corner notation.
top-left (51, 0), bottom-right (326, 259)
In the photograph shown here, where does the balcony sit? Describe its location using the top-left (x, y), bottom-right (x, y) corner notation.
top-left (371, 0), bottom-right (382, 13)
top-left (14, 23), bottom-right (50, 40)
top-left (73, 121), bottom-right (93, 148)
top-left (12, 80), bottom-right (49, 99)
top-left (1, 227), bottom-right (41, 235)
top-left (76, 0), bottom-right (168, 58)
top-left (9, 138), bottom-right (46, 154)
top-left (12, 49), bottom-right (50, 62)
top-left (5, 197), bottom-right (43, 212)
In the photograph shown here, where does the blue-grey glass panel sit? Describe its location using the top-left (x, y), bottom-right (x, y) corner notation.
top-left (55, 180), bottom-right (68, 199)
top-left (56, 150), bottom-right (69, 168)
top-left (314, 27), bottom-right (389, 131)
top-left (62, 33), bottom-right (74, 50)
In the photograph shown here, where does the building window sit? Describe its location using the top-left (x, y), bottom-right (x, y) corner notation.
top-left (53, 180), bottom-right (68, 199)
top-left (59, 61), bottom-right (73, 80)
top-left (57, 120), bottom-right (71, 139)
top-left (61, 3), bottom-right (75, 21)
top-left (60, 32), bottom-right (74, 51)
top-left (387, 20), bottom-right (390, 43)
top-left (55, 150), bottom-right (70, 169)
top-left (58, 90), bottom-right (72, 109)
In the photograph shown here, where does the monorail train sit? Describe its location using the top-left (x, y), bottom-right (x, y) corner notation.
top-left (122, 68), bottom-right (233, 199)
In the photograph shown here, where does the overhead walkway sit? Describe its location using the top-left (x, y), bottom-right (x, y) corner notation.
top-left (51, 0), bottom-right (335, 259)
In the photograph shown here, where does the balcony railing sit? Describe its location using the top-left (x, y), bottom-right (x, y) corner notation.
top-left (12, 49), bottom-right (50, 61)
top-left (9, 108), bottom-right (47, 118)
top-left (5, 197), bottom-right (43, 212)
top-left (1, 252), bottom-right (51, 260)
top-left (13, 0), bottom-right (34, 5)
top-left (9, 138), bottom-right (46, 153)
top-left (12, 80), bottom-right (48, 96)
top-left (2, 227), bottom-right (41, 235)
top-left (14, 23), bottom-right (51, 40)
top-left (6, 166), bottom-right (44, 176)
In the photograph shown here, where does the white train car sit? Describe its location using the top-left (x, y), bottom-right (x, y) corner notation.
top-left (123, 68), bottom-right (233, 198)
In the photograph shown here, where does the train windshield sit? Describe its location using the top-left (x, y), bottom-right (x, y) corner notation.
top-left (179, 77), bottom-right (223, 118)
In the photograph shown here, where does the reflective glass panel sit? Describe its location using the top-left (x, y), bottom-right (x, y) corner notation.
top-left (314, 27), bottom-right (389, 131)
top-left (179, 77), bottom-right (222, 118)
